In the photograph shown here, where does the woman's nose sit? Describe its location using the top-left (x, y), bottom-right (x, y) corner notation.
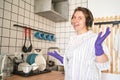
top-left (73, 18), bottom-right (79, 23)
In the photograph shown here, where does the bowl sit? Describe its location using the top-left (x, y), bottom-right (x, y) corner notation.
top-left (18, 62), bottom-right (32, 73)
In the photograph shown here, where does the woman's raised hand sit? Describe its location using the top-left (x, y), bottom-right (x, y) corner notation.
top-left (95, 27), bottom-right (111, 56)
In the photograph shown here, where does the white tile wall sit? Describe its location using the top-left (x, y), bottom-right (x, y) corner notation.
top-left (9, 47), bottom-right (16, 54)
top-left (5, 1), bottom-right (11, 11)
top-left (10, 30), bottom-right (16, 38)
top-left (19, 0), bottom-right (24, 8)
top-left (0, 28), bottom-right (1, 36)
top-left (0, 18), bottom-right (2, 26)
top-left (3, 19), bottom-right (10, 28)
top-left (81, 2), bottom-right (88, 7)
top-left (2, 37), bottom-right (9, 46)
top-left (12, 0), bottom-right (19, 6)
top-left (24, 17), bottom-right (29, 25)
top-left (19, 8), bottom-right (24, 16)
top-left (18, 15), bottom-right (24, 23)
top-left (82, 0), bottom-right (88, 3)
top-left (25, 10), bottom-right (29, 18)
top-left (30, 19), bottom-right (34, 26)
top-left (6, 0), bottom-right (12, 3)
top-left (31, 0), bottom-right (34, 6)
top-left (30, 12), bottom-right (34, 20)
top-left (11, 13), bottom-right (18, 21)
top-left (76, 0), bottom-right (82, 3)
top-left (35, 15), bottom-right (39, 21)
top-left (2, 28), bottom-right (10, 37)
top-left (16, 39), bottom-right (22, 47)
top-left (30, 6), bottom-right (34, 12)
top-left (26, 3), bottom-right (30, 11)
top-left (12, 5), bottom-right (18, 14)
top-left (69, 0), bottom-right (76, 5)
top-left (0, 9), bottom-right (3, 17)
top-left (4, 10), bottom-right (11, 20)
top-left (0, 0), bottom-right (4, 9)
top-left (17, 31), bottom-right (23, 39)
top-left (1, 47), bottom-right (8, 54)
top-left (10, 38), bottom-right (16, 46)
top-left (26, 0), bottom-right (31, 4)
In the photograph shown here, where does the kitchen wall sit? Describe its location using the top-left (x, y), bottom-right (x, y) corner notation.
top-left (0, 0), bottom-right (88, 63)
top-left (0, 0), bottom-right (56, 58)
top-left (88, 0), bottom-right (120, 18)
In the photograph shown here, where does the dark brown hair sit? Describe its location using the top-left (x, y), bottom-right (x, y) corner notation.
top-left (71, 7), bottom-right (94, 27)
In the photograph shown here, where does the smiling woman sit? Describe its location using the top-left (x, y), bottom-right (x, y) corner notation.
top-left (48, 7), bottom-right (111, 80)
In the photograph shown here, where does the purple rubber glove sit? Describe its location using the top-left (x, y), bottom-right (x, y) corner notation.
top-left (95, 27), bottom-right (111, 56)
top-left (48, 51), bottom-right (63, 64)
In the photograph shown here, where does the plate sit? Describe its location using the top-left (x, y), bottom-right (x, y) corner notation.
top-left (35, 54), bottom-right (46, 71)
top-left (29, 54), bottom-right (38, 65)
top-left (31, 63), bottom-right (39, 71)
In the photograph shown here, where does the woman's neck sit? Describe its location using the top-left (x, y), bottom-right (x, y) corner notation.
top-left (77, 29), bottom-right (88, 35)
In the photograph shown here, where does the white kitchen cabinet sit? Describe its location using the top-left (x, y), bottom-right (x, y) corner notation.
top-left (34, 0), bottom-right (69, 22)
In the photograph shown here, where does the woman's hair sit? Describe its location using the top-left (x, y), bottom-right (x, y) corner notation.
top-left (71, 7), bottom-right (94, 27)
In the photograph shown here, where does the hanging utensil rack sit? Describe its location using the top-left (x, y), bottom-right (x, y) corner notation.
top-left (14, 24), bottom-right (55, 41)
top-left (94, 21), bottom-right (120, 27)
top-left (13, 24), bottom-right (54, 34)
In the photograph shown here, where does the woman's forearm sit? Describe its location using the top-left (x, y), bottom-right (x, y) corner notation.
top-left (95, 53), bottom-right (109, 63)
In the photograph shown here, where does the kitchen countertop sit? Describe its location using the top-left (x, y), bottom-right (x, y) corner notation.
top-left (6, 71), bottom-right (64, 80)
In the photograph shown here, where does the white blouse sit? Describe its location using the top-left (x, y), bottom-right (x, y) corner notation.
top-left (64, 30), bottom-right (110, 80)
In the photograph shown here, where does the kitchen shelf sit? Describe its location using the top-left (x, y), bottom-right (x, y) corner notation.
top-left (34, 0), bottom-right (69, 22)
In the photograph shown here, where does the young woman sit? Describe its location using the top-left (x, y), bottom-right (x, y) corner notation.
top-left (48, 7), bottom-right (111, 80)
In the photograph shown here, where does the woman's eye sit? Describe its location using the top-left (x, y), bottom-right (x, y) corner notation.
top-left (72, 16), bottom-right (76, 19)
top-left (78, 17), bottom-right (82, 20)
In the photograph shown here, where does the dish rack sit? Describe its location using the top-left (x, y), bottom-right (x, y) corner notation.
top-left (13, 61), bottom-right (51, 77)
top-left (12, 52), bottom-right (51, 77)
top-left (13, 70), bottom-right (51, 77)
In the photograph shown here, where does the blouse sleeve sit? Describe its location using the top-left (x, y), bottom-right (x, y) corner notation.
top-left (95, 43), bottom-right (111, 71)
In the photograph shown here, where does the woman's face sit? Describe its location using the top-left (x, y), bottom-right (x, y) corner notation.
top-left (71, 11), bottom-right (87, 34)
